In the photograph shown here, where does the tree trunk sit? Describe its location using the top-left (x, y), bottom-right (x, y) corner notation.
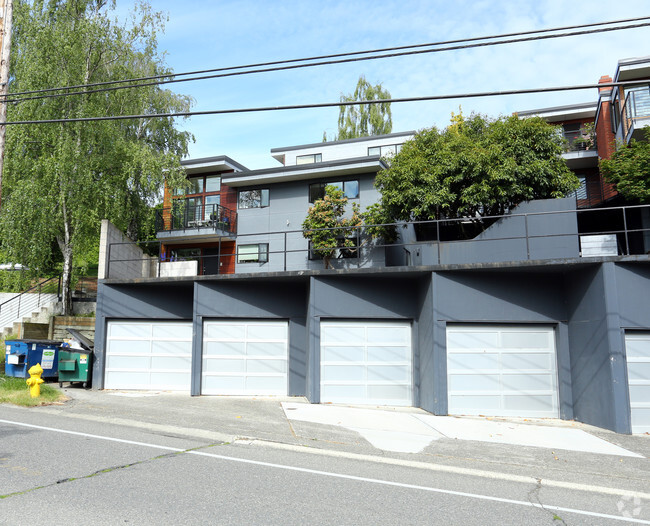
top-left (57, 238), bottom-right (73, 315)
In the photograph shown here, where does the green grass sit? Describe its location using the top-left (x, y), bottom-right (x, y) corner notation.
top-left (0, 375), bottom-right (67, 406)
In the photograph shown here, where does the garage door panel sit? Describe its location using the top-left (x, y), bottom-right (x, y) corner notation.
top-left (152, 323), bottom-right (192, 339)
top-left (366, 327), bottom-right (410, 345)
top-left (447, 325), bottom-right (558, 418)
top-left (501, 331), bottom-right (551, 349)
top-left (367, 384), bottom-right (410, 401)
top-left (502, 374), bottom-right (555, 391)
top-left (106, 355), bottom-right (150, 369)
top-left (626, 338), bottom-right (650, 358)
top-left (204, 359), bottom-right (245, 373)
top-left (501, 353), bottom-right (553, 370)
top-left (204, 323), bottom-right (245, 340)
top-left (320, 320), bottom-right (412, 407)
top-left (448, 353), bottom-right (499, 370)
top-left (247, 324), bottom-right (286, 340)
top-left (247, 342), bottom-right (286, 357)
top-left (321, 325), bottom-right (366, 344)
top-left (246, 359), bottom-right (286, 374)
top-left (367, 364), bottom-right (410, 383)
top-left (107, 340), bottom-right (151, 355)
top-left (447, 331), bottom-right (498, 350)
top-left (106, 371), bottom-right (150, 388)
top-left (322, 346), bottom-right (365, 362)
top-left (503, 394), bottom-right (556, 412)
top-left (450, 374), bottom-right (501, 391)
top-left (204, 341), bottom-right (245, 356)
top-left (631, 408), bottom-right (650, 433)
top-left (150, 372), bottom-right (190, 387)
top-left (246, 376), bottom-right (285, 391)
top-left (367, 347), bottom-right (410, 362)
top-left (155, 341), bottom-right (191, 355)
top-left (150, 356), bottom-right (191, 370)
top-left (629, 363), bottom-right (650, 381)
top-left (108, 323), bottom-right (151, 339)
top-left (629, 385), bottom-right (650, 403)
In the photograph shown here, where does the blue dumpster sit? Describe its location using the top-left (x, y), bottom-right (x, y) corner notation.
top-left (4, 340), bottom-right (62, 379)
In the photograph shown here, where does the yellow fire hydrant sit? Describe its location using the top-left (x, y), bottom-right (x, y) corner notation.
top-left (26, 363), bottom-right (44, 398)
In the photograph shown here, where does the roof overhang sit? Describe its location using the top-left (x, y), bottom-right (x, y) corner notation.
top-left (181, 156), bottom-right (248, 175)
top-left (222, 157), bottom-right (387, 187)
top-left (517, 103), bottom-right (597, 122)
top-left (616, 56), bottom-right (650, 82)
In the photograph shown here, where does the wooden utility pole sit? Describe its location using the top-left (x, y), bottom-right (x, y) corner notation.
top-left (0, 0), bottom-right (13, 211)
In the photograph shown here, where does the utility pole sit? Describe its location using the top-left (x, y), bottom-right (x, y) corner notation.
top-left (0, 0), bottom-right (12, 211)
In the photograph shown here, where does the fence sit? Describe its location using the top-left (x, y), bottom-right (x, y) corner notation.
top-left (105, 203), bottom-right (650, 279)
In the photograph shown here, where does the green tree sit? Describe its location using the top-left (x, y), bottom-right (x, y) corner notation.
top-left (302, 185), bottom-right (362, 268)
top-left (331, 75), bottom-right (392, 140)
top-left (374, 113), bottom-right (578, 223)
top-left (600, 128), bottom-right (650, 203)
top-left (0, 0), bottom-right (193, 313)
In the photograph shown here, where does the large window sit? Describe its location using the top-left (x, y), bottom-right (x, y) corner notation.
top-left (238, 189), bottom-right (270, 209)
top-left (296, 153), bottom-right (322, 165)
top-left (237, 244), bottom-right (269, 263)
top-left (309, 180), bottom-right (359, 203)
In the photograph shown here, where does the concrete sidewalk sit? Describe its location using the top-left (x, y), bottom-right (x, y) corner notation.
top-left (18, 387), bottom-right (650, 494)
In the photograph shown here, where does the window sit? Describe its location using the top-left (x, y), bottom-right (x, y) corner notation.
top-left (174, 174), bottom-right (220, 196)
top-left (205, 175), bottom-right (221, 193)
top-left (238, 189), bottom-right (270, 209)
top-left (368, 144), bottom-right (402, 157)
top-left (309, 180), bottom-right (359, 203)
top-left (296, 153), bottom-right (322, 165)
top-left (237, 244), bottom-right (269, 263)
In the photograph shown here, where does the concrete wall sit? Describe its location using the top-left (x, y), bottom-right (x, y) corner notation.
top-left (396, 198), bottom-right (579, 266)
top-left (566, 264), bottom-right (630, 433)
top-left (99, 220), bottom-right (156, 280)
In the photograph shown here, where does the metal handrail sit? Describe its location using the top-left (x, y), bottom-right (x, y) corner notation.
top-left (0, 275), bottom-right (61, 334)
top-left (155, 202), bottom-right (237, 234)
top-left (105, 203), bottom-right (650, 277)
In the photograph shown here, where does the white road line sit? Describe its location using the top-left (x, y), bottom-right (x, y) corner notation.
top-left (1, 418), bottom-right (649, 525)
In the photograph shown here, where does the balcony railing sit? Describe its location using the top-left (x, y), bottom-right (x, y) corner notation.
top-left (620, 86), bottom-right (650, 142)
top-left (155, 202), bottom-right (237, 235)
top-left (106, 203), bottom-right (650, 279)
top-left (562, 130), bottom-right (597, 152)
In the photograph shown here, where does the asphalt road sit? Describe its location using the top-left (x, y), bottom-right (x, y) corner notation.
top-left (1, 407), bottom-right (648, 525)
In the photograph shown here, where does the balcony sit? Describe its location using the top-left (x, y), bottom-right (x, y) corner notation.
top-left (618, 86), bottom-right (650, 143)
top-left (155, 202), bottom-right (237, 241)
top-left (560, 127), bottom-right (598, 170)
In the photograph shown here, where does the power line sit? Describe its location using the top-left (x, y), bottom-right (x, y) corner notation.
top-left (1, 81), bottom-right (636, 126)
top-left (5, 15), bottom-right (650, 100)
top-left (5, 18), bottom-right (650, 105)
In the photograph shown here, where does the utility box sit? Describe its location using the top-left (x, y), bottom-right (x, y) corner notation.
top-left (4, 340), bottom-right (62, 379)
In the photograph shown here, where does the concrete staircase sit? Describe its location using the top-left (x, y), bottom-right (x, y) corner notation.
top-left (1, 299), bottom-right (62, 339)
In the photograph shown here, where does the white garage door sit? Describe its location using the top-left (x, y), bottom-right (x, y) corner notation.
top-left (202, 320), bottom-right (288, 395)
top-left (320, 320), bottom-right (412, 406)
top-left (626, 331), bottom-right (650, 434)
top-left (105, 321), bottom-right (192, 390)
top-left (447, 325), bottom-right (559, 418)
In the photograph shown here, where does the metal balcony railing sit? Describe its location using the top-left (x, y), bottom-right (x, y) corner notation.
top-left (620, 86), bottom-right (650, 142)
top-left (155, 202), bottom-right (237, 235)
top-left (106, 203), bottom-right (650, 279)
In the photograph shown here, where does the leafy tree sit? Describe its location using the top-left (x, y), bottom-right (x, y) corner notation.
top-left (302, 185), bottom-right (362, 268)
top-left (0, 0), bottom-right (193, 313)
top-left (331, 75), bottom-right (392, 140)
top-left (600, 128), bottom-right (650, 203)
top-left (374, 113), bottom-right (579, 223)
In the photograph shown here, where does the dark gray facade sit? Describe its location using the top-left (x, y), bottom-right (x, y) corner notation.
top-left (94, 256), bottom-right (650, 434)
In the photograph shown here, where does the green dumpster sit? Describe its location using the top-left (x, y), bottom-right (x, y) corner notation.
top-left (58, 348), bottom-right (92, 387)
top-left (58, 328), bottom-right (94, 388)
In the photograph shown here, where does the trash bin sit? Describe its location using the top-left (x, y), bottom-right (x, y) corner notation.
top-left (58, 328), bottom-right (94, 388)
top-left (4, 339), bottom-right (62, 379)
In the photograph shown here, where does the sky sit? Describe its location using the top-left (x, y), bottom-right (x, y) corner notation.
top-left (116, 0), bottom-right (650, 170)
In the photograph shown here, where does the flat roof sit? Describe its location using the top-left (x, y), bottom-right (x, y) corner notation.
top-left (270, 131), bottom-right (416, 153)
top-left (517, 102), bottom-right (597, 122)
top-left (181, 155), bottom-right (248, 174)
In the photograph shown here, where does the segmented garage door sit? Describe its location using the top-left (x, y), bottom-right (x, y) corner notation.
top-left (447, 325), bottom-right (559, 418)
top-left (626, 331), bottom-right (650, 434)
top-left (201, 320), bottom-right (288, 395)
top-left (320, 320), bottom-right (412, 406)
top-left (105, 321), bottom-right (192, 390)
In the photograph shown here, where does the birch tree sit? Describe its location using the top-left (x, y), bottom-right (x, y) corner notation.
top-left (0, 0), bottom-right (192, 313)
